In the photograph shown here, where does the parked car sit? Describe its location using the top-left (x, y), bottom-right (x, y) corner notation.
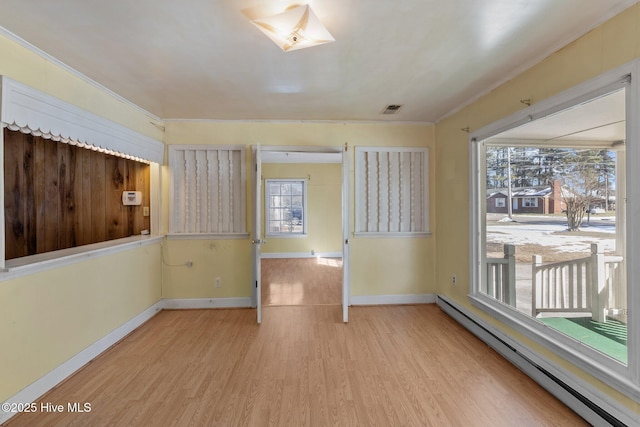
top-left (287, 208), bottom-right (303, 225)
top-left (586, 207), bottom-right (605, 214)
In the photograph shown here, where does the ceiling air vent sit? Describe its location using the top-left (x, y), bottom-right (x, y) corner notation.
top-left (382, 104), bottom-right (403, 115)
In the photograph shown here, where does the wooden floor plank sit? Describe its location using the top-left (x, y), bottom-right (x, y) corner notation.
top-left (261, 258), bottom-right (342, 306)
top-left (5, 305), bottom-right (588, 426)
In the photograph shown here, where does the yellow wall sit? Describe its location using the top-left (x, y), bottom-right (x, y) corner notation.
top-left (0, 243), bottom-right (162, 402)
top-left (161, 239), bottom-right (251, 299)
top-left (261, 163), bottom-right (342, 255)
top-left (435, 4), bottom-right (640, 414)
top-left (162, 121), bottom-right (436, 298)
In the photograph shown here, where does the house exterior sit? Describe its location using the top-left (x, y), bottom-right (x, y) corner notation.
top-left (486, 181), bottom-right (566, 215)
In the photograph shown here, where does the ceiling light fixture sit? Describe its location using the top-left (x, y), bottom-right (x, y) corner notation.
top-left (251, 4), bottom-right (335, 52)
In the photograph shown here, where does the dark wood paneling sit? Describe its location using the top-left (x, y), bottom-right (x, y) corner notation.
top-left (34, 136), bottom-right (46, 253)
top-left (4, 132), bottom-right (25, 259)
top-left (3, 129), bottom-right (151, 260)
top-left (90, 153), bottom-right (106, 244)
top-left (79, 148), bottom-right (92, 246)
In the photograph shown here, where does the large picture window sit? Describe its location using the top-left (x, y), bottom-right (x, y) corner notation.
top-left (470, 67), bottom-right (639, 400)
top-left (265, 179), bottom-right (306, 236)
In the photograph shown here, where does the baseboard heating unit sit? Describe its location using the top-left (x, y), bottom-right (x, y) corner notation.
top-left (436, 295), bottom-right (633, 427)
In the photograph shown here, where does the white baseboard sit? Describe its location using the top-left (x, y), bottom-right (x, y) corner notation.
top-left (0, 301), bottom-right (163, 425)
top-left (351, 293), bottom-right (436, 305)
top-left (436, 295), bottom-right (636, 427)
top-left (163, 297), bottom-right (252, 309)
top-left (260, 252), bottom-right (342, 259)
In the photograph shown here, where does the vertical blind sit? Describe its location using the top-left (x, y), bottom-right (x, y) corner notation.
top-left (355, 147), bottom-right (429, 234)
top-left (170, 146), bottom-right (246, 234)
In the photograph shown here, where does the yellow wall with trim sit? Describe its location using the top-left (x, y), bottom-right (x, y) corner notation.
top-left (0, 243), bottom-right (162, 402)
top-left (0, 32), bottom-right (165, 404)
top-left (261, 163), bottom-right (342, 255)
top-left (435, 3), bottom-right (640, 415)
top-left (161, 121), bottom-right (436, 298)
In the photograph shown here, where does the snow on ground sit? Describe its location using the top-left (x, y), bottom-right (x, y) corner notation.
top-left (487, 215), bottom-right (616, 253)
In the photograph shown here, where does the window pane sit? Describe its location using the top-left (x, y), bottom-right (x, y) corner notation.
top-left (269, 182), bottom-right (281, 195)
top-left (481, 88), bottom-right (627, 364)
top-left (291, 196), bottom-right (303, 208)
top-left (265, 180), bottom-right (306, 236)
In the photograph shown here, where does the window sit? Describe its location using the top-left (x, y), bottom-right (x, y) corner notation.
top-left (169, 145), bottom-right (246, 236)
top-left (355, 147), bottom-right (429, 235)
top-left (265, 180), bottom-right (307, 236)
top-left (0, 76), bottom-right (164, 270)
top-left (470, 70), bottom-right (639, 400)
top-left (495, 198), bottom-right (506, 207)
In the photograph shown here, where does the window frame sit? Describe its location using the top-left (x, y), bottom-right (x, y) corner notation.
top-left (495, 198), bottom-right (506, 208)
top-left (264, 178), bottom-right (308, 238)
top-left (468, 61), bottom-right (640, 400)
top-left (0, 76), bottom-right (164, 272)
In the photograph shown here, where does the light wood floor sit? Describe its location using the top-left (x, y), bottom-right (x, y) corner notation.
top-left (5, 305), bottom-right (587, 426)
top-left (261, 258), bottom-right (342, 306)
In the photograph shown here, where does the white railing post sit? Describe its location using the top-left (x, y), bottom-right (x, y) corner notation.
top-left (590, 243), bottom-right (606, 323)
top-left (504, 244), bottom-right (516, 307)
top-left (532, 255), bottom-right (542, 317)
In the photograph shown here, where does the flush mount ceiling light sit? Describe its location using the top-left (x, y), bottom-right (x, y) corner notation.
top-left (251, 4), bottom-right (335, 52)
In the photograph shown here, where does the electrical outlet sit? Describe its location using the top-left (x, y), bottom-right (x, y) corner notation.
top-left (143, 206), bottom-right (150, 217)
top-left (215, 277), bottom-right (222, 288)
top-left (452, 275), bottom-right (457, 285)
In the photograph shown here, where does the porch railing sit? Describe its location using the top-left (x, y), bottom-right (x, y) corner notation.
top-left (532, 243), bottom-right (624, 322)
top-left (486, 244), bottom-right (516, 307)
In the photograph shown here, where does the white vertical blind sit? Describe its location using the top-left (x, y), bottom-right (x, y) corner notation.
top-left (355, 147), bottom-right (429, 235)
top-left (169, 145), bottom-right (246, 235)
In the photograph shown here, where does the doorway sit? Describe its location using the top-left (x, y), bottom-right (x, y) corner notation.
top-left (251, 146), bottom-right (350, 323)
top-left (261, 257), bottom-right (343, 306)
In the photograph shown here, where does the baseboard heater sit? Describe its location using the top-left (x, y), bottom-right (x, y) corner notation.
top-left (436, 295), bottom-right (627, 427)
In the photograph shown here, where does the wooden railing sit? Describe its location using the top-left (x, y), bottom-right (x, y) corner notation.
top-left (531, 254), bottom-right (592, 317)
top-left (486, 244), bottom-right (516, 307)
top-left (532, 243), bottom-right (624, 322)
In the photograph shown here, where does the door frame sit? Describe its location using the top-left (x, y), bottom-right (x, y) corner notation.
top-left (251, 145), bottom-right (351, 323)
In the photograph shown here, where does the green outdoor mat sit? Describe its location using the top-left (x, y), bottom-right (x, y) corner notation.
top-left (540, 317), bottom-right (627, 364)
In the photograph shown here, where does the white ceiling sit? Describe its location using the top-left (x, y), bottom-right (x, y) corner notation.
top-left (488, 89), bottom-right (626, 146)
top-left (0, 0), bottom-right (637, 122)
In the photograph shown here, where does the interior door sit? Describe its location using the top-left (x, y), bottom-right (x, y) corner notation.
top-left (251, 145), bottom-right (263, 324)
top-left (342, 145), bottom-right (350, 322)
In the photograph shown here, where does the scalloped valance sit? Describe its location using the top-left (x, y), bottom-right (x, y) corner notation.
top-left (0, 76), bottom-right (164, 163)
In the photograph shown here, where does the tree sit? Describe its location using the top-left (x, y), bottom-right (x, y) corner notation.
top-left (555, 149), bottom-right (615, 231)
top-left (485, 145), bottom-right (616, 229)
